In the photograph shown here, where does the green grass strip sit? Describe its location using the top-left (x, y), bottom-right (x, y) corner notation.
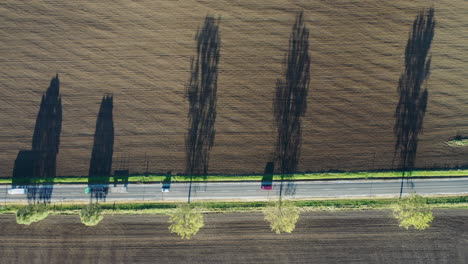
top-left (2, 169), bottom-right (468, 184)
top-left (1, 196), bottom-right (467, 215)
top-left (447, 138), bottom-right (468, 147)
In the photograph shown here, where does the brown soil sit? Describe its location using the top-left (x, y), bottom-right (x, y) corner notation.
top-left (0, 1), bottom-right (467, 176)
top-left (0, 210), bottom-right (466, 263)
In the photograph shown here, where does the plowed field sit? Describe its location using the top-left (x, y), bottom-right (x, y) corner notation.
top-left (1, 1), bottom-right (467, 176)
top-left (0, 210), bottom-right (467, 263)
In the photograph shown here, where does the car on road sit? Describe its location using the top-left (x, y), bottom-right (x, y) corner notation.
top-left (8, 188), bottom-right (27, 195)
top-left (261, 181), bottom-right (273, 190)
top-left (162, 175), bottom-right (171, 192)
top-left (162, 182), bottom-right (171, 192)
top-left (85, 185), bottom-right (109, 194)
top-left (111, 186), bottom-right (128, 193)
top-left (261, 161), bottom-right (274, 190)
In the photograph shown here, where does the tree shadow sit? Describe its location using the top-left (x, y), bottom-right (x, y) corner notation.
top-left (273, 11), bottom-right (310, 199)
top-left (285, 181), bottom-right (297, 197)
top-left (185, 16), bottom-right (220, 203)
top-left (113, 170), bottom-right (129, 188)
top-left (32, 74), bottom-right (62, 180)
top-left (12, 151), bottom-right (41, 187)
top-left (393, 8), bottom-right (435, 197)
top-left (88, 95), bottom-right (114, 202)
top-left (11, 75), bottom-right (62, 204)
top-left (12, 150), bottom-right (41, 202)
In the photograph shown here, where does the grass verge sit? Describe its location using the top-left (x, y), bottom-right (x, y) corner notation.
top-left (1, 196), bottom-right (467, 215)
top-left (446, 138), bottom-right (468, 147)
top-left (2, 169), bottom-right (468, 185)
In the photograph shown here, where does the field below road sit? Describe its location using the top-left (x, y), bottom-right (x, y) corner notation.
top-left (0, 210), bottom-right (466, 263)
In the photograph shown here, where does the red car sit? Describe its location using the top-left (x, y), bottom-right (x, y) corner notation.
top-left (261, 181), bottom-right (273, 190)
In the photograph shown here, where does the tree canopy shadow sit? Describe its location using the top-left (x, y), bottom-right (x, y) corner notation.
top-left (185, 16), bottom-right (220, 203)
top-left (393, 8), bottom-right (435, 197)
top-left (12, 150), bottom-right (41, 202)
top-left (12, 75), bottom-right (62, 204)
top-left (273, 11), bottom-right (310, 199)
top-left (12, 151), bottom-right (41, 187)
top-left (88, 95), bottom-right (114, 202)
top-left (32, 74), bottom-right (62, 179)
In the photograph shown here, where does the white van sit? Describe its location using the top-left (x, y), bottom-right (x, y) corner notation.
top-left (8, 188), bottom-right (27, 195)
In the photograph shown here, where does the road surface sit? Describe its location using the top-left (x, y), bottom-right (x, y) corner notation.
top-left (2, 178), bottom-right (468, 203)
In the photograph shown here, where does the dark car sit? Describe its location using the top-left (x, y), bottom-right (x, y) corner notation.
top-left (162, 175), bottom-right (171, 192)
top-left (162, 182), bottom-right (171, 192)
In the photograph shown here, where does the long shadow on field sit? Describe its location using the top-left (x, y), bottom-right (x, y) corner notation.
top-left (12, 151), bottom-right (41, 187)
top-left (11, 75), bottom-right (62, 204)
top-left (32, 74), bottom-right (62, 180)
top-left (12, 150), bottom-right (42, 203)
top-left (273, 11), bottom-right (310, 199)
top-left (185, 16), bottom-right (220, 203)
top-left (393, 8), bottom-right (435, 197)
top-left (88, 95), bottom-right (114, 202)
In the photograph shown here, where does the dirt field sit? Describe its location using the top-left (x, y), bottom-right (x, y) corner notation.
top-left (1, 1), bottom-right (467, 176)
top-left (0, 210), bottom-right (466, 263)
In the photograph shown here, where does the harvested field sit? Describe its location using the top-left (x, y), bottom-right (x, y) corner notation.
top-left (0, 0), bottom-right (467, 176)
top-left (0, 210), bottom-right (467, 263)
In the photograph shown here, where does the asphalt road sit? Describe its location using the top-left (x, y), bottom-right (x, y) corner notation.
top-left (2, 178), bottom-right (468, 203)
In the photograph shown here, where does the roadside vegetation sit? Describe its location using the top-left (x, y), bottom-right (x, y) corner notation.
top-left (80, 203), bottom-right (104, 226)
top-left (392, 193), bottom-right (434, 230)
top-left (16, 204), bottom-right (49, 225)
top-left (3, 196), bottom-right (467, 216)
top-left (263, 200), bottom-right (300, 234)
top-left (2, 196), bottom-right (465, 236)
top-left (446, 136), bottom-right (468, 147)
top-left (3, 169), bottom-right (466, 185)
top-left (168, 204), bottom-right (204, 239)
